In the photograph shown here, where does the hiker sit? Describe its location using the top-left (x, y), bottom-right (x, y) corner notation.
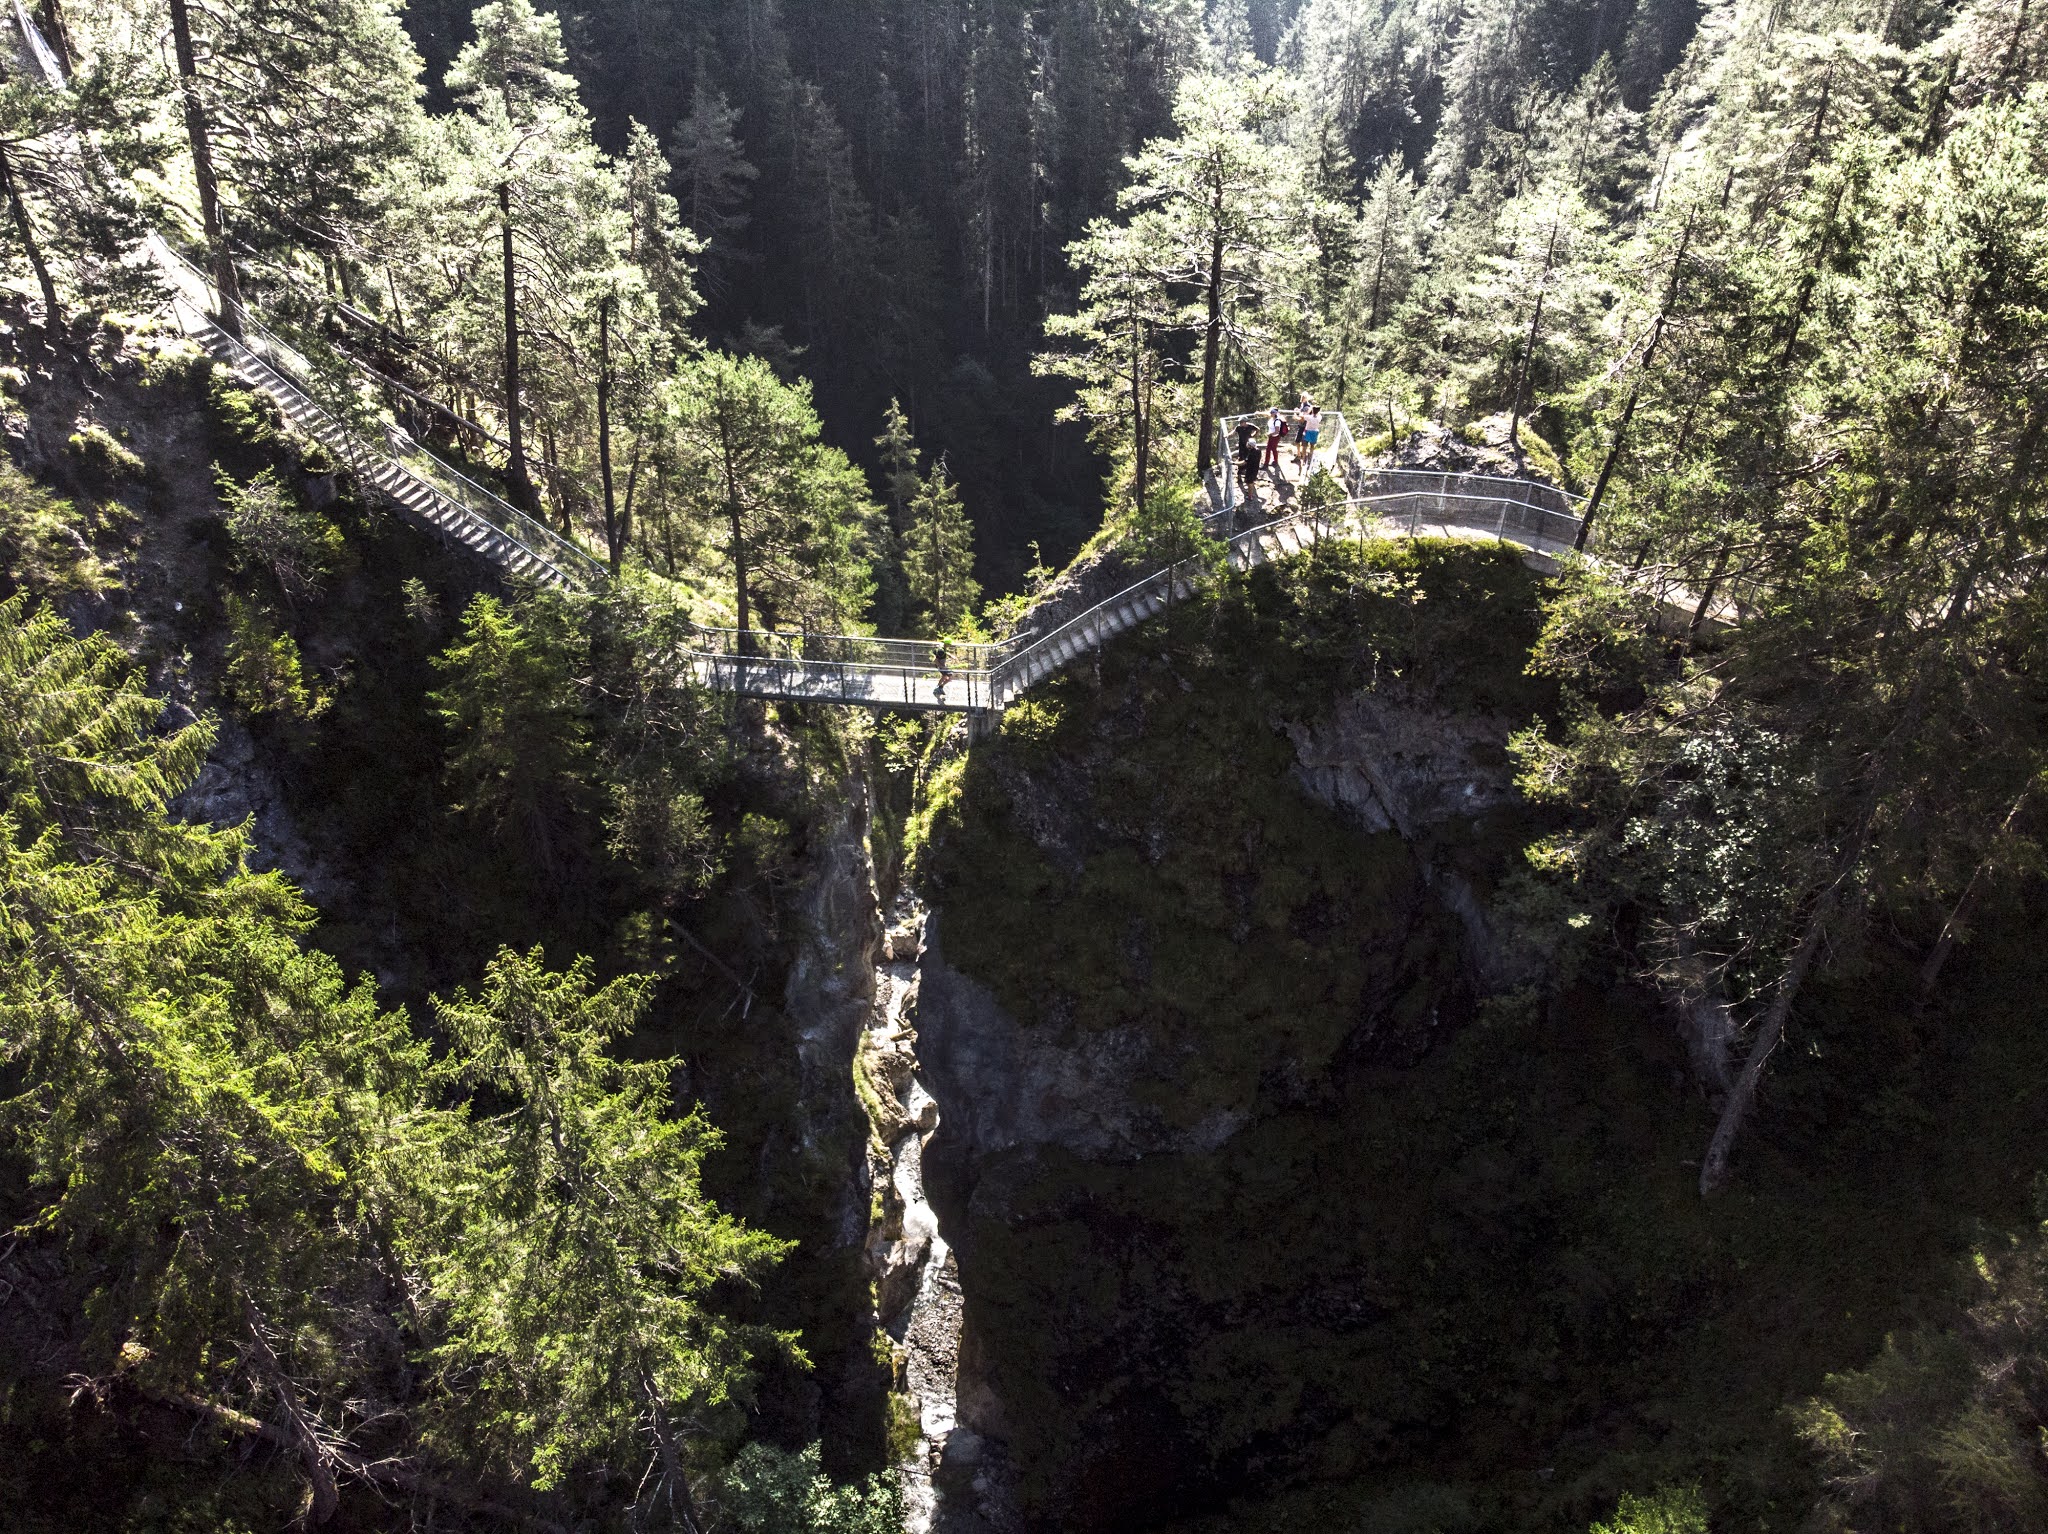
top-left (1263, 406), bottom-right (1284, 472)
top-left (1299, 401), bottom-right (1321, 468)
top-left (1235, 417), bottom-right (1260, 493)
top-left (1293, 398), bottom-right (1314, 467)
top-left (932, 641), bottom-right (952, 701)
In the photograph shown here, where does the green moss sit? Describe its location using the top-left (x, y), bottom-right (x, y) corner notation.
top-left (885, 1391), bottom-right (922, 1463)
top-left (206, 371), bottom-right (282, 457)
top-left (65, 423), bottom-right (145, 486)
top-left (913, 540), bottom-right (2048, 1534)
top-left (901, 748), bottom-right (966, 879)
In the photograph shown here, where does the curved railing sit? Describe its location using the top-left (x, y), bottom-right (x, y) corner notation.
top-left (661, 469), bottom-right (1587, 714)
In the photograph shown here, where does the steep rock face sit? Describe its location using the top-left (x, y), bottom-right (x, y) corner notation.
top-left (1284, 689), bottom-right (1518, 840)
top-left (917, 915), bottom-right (1249, 1165)
top-left (1283, 688), bottom-right (1536, 989)
top-left (909, 544), bottom-right (1559, 1532)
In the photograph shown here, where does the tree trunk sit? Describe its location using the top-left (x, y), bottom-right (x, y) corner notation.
top-left (37, 0), bottom-right (72, 73)
top-left (2002, 0), bottom-right (2030, 81)
top-left (240, 1300), bottom-right (340, 1526)
top-left (621, 444), bottom-right (643, 562)
top-left (1696, 867), bottom-right (1848, 1196)
top-left (1574, 383), bottom-right (1638, 552)
top-left (497, 182), bottom-right (538, 514)
top-left (1689, 539), bottom-right (1734, 640)
top-left (1129, 317), bottom-right (1149, 514)
top-left (716, 396), bottom-right (751, 655)
top-left (1918, 781), bottom-right (2035, 1003)
top-left (1700, 549), bottom-right (1976, 1195)
top-left (597, 293), bottom-right (622, 574)
top-left (1507, 214), bottom-right (1566, 463)
top-left (1780, 187), bottom-right (1843, 365)
top-left (0, 150), bottom-right (59, 320)
top-left (1575, 212), bottom-right (1692, 552)
top-left (1507, 288), bottom-right (1546, 462)
top-left (1195, 192), bottom-right (1225, 480)
top-left (168, 0), bottom-right (244, 337)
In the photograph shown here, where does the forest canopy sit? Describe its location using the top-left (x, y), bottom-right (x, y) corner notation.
top-left (1, 0), bottom-right (2047, 1528)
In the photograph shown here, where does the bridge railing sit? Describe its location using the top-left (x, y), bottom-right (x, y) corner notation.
top-left (147, 234), bottom-right (608, 589)
top-left (684, 624), bottom-right (1003, 673)
top-left (682, 649), bottom-right (997, 713)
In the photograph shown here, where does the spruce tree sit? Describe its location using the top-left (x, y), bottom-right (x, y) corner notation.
top-left (667, 77), bottom-right (756, 301)
top-left (902, 456), bottom-right (981, 636)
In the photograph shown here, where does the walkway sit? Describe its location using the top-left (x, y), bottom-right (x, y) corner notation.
top-left (7, 6), bottom-right (1601, 725)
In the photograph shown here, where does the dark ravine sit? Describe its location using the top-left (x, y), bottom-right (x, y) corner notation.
top-left (900, 657), bottom-right (1509, 1529)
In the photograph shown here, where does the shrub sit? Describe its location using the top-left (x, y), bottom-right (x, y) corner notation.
top-left (0, 458), bottom-right (111, 597)
top-left (207, 371), bottom-right (281, 452)
top-left (223, 593), bottom-right (324, 719)
top-left (66, 423), bottom-right (145, 487)
top-left (710, 1442), bottom-right (902, 1534)
top-left (1588, 1486), bottom-right (1708, 1534)
top-left (217, 465), bottom-right (343, 604)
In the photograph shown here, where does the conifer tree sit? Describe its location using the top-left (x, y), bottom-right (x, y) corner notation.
top-left (1038, 213), bottom-right (1181, 514)
top-left (662, 352), bottom-right (878, 644)
top-left (157, 0), bottom-right (424, 332)
top-left (902, 456), bottom-right (981, 636)
top-left (423, 949), bottom-right (786, 1516)
top-left (668, 77), bottom-right (756, 301)
top-left (445, 0), bottom-right (593, 516)
top-left (1120, 66), bottom-right (1304, 479)
top-left (0, 35), bottom-right (158, 317)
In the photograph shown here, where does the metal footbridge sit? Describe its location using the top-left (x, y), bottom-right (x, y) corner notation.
top-left (6, 5), bottom-right (1595, 725)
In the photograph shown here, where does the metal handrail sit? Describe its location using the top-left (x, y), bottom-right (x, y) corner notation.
top-left (148, 234), bottom-right (607, 588)
top-left (169, 292), bottom-right (594, 590)
top-left (684, 624), bottom-right (1005, 671)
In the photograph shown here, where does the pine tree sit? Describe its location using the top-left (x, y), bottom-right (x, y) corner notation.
top-left (1118, 66), bottom-right (1305, 480)
top-left (662, 351), bottom-right (879, 642)
top-left (1037, 213), bottom-right (1182, 515)
top-left (668, 76), bottom-right (756, 301)
top-left (902, 456), bottom-right (981, 635)
top-left (159, 0), bottom-right (425, 330)
top-left (0, 35), bottom-right (159, 317)
top-left (444, 0), bottom-right (603, 518)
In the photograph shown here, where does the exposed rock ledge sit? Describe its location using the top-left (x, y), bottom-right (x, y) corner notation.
top-left (1284, 687), bottom-right (1534, 991)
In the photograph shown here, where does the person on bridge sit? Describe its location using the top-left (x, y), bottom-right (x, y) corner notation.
top-left (932, 641), bottom-right (953, 702)
top-left (1298, 401), bottom-right (1321, 468)
top-left (1263, 407), bottom-right (1284, 472)
top-left (1235, 417), bottom-right (1260, 492)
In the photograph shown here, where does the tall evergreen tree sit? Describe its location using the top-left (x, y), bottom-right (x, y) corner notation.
top-left (901, 455), bottom-right (981, 635)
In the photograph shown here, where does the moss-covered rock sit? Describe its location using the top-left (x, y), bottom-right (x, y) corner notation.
top-left (911, 541), bottom-right (2048, 1534)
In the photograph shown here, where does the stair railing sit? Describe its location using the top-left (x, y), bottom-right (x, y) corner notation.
top-left (148, 235), bottom-right (606, 589)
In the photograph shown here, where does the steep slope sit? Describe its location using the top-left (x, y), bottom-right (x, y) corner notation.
top-left (905, 540), bottom-right (2048, 1533)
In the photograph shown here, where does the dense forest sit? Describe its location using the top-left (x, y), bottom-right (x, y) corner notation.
top-left (0, 0), bottom-right (2046, 1530)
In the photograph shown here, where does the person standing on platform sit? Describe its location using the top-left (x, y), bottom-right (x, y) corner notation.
top-left (1263, 406), bottom-right (1284, 473)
